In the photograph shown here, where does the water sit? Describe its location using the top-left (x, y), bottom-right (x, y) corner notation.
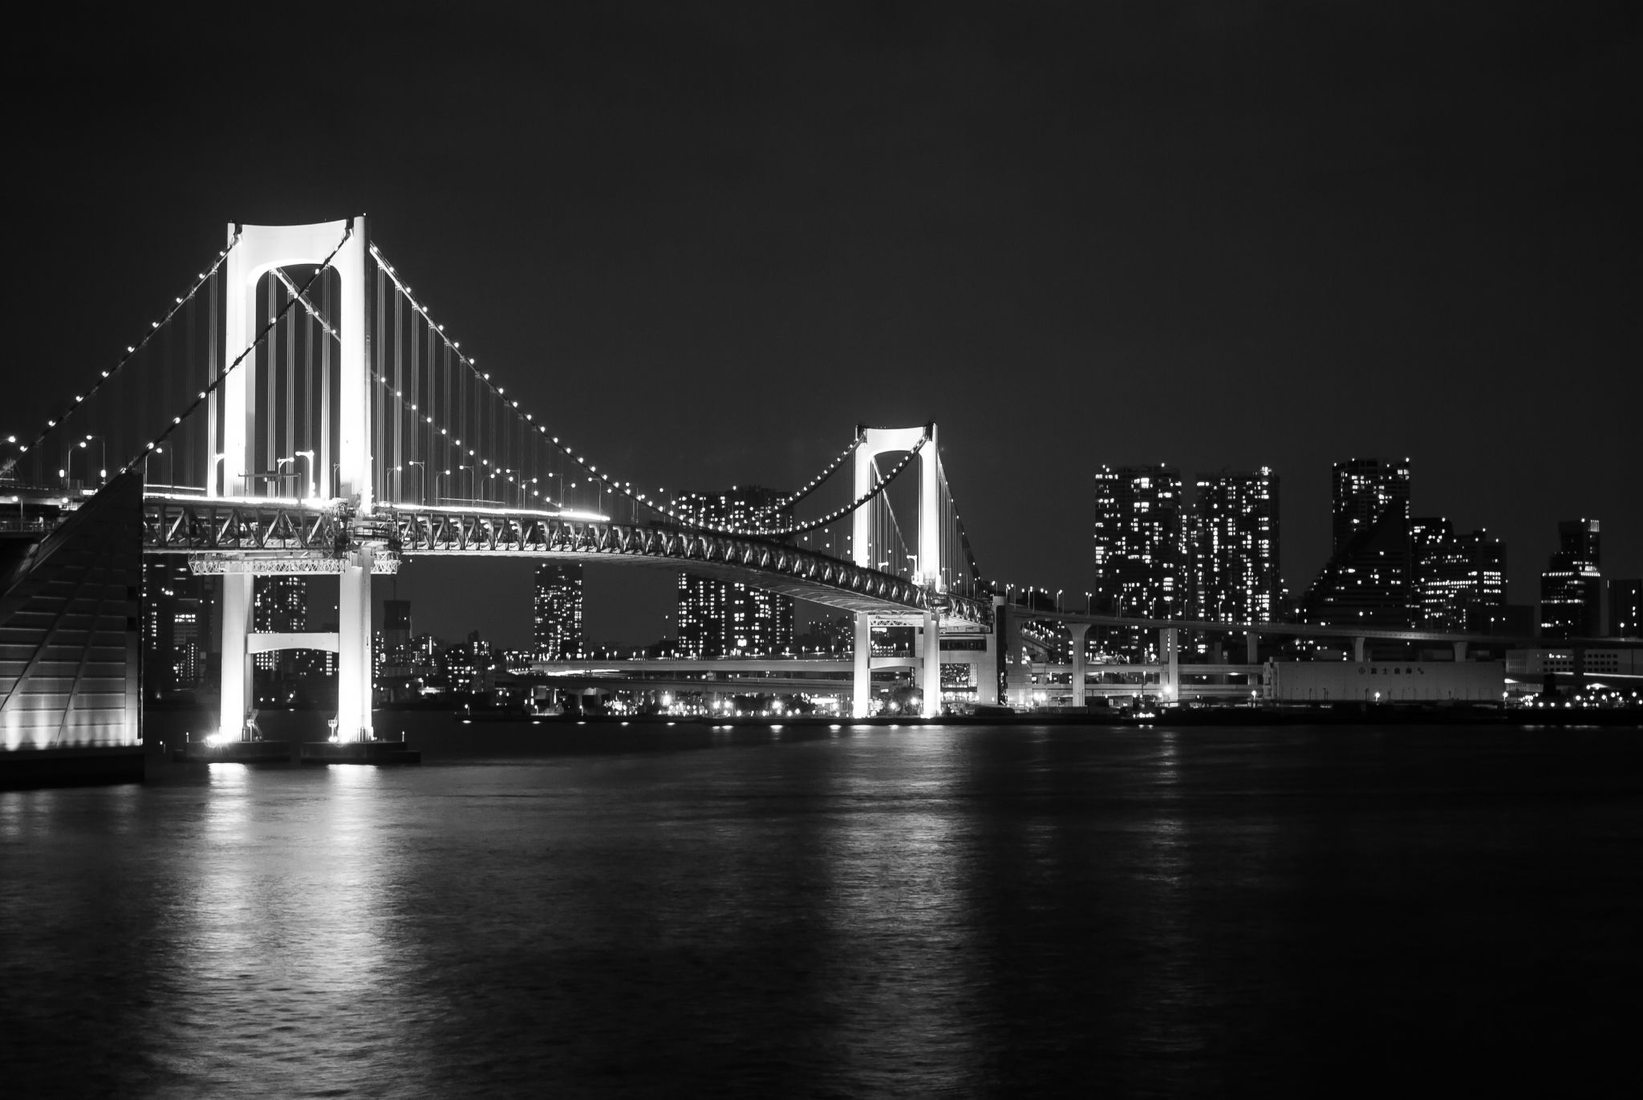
top-left (4, 720), bottom-right (1642, 1096)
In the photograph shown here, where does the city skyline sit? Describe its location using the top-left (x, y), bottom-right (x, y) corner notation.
top-left (7, 4), bottom-right (1638, 646)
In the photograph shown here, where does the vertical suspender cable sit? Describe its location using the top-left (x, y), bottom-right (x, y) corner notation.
top-left (320, 277), bottom-right (332, 498)
top-left (404, 291), bottom-right (416, 473)
top-left (303, 289), bottom-right (314, 480)
top-left (284, 287), bottom-right (295, 479)
top-left (393, 285), bottom-right (404, 503)
top-left (262, 280), bottom-right (276, 493)
top-left (208, 266), bottom-right (219, 492)
top-left (375, 268), bottom-right (386, 504)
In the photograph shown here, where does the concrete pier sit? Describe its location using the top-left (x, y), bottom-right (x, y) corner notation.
top-left (300, 740), bottom-right (421, 765)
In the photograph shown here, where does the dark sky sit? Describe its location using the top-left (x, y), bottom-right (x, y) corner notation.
top-left (7, 2), bottom-right (1640, 648)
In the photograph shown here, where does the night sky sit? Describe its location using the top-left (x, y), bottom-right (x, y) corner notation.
top-left (7, 3), bottom-right (1639, 648)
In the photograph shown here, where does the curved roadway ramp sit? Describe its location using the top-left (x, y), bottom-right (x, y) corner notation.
top-left (0, 472), bottom-right (145, 787)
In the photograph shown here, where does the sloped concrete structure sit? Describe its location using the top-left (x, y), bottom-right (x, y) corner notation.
top-left (1, 472), bottom-right (144, 786)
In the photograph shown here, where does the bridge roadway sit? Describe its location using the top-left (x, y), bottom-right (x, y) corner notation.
top-left (137, 493), bottom-right (989, 624)
top-left (526, 656), bottom-right (1259, 702)
top-left (1002, 606), bottom-right (1642, 650)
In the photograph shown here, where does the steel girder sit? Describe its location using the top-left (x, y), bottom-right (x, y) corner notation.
top-left (138, 497), bottom-right (989, 623)
top-left (144, 498), bottom-right (346, 553)
top-left (387, 508), bottom-right (990, 623)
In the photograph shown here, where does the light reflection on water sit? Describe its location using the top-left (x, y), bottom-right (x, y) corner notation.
top-left (3, 721), bottom-right (1643, 1095)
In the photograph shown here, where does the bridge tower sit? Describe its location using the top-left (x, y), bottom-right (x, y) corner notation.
top-left (212, 217), bottom-right (376, 742)
top-left (851, 424), bottom-right (943, 719)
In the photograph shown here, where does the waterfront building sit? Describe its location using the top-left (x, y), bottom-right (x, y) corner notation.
top-left (1539, 519), bottom-right (1603, 639)
top-left (1092, 464), bottom-right (1189, 660)
top-left (141, 556), bottom-right (209, 700)
top-left (672, 487), bottom-right (795, 658)
top-left (1301, 457), bottom-right (1413, 629)
top-left (1190, 468), bottom-right (1281, 630)
top-left (1411, 518), bottom-right (1506, 632)
top-left (532, 563), bottom-right (585, 659)
top-left (1610, 579), bottom-right (1642, 638)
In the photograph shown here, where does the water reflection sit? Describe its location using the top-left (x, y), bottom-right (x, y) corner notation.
top-left (5, 724), bottom-right (1641, 1094)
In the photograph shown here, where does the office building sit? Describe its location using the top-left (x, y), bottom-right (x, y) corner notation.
top-left (1411, 518), bottom-right (1506, 632)
top-left (532, 563), bottom-right (585, 659)
top-left (1190, 468), bottom-right (1281, 629)
top-left (141, 556), bottom-right (209, 700)
top-left (1540, 519), bottom-right (1603, 639)
top-left (1301, 457), bottom-right (1413, 628)
top-left (1092, 465), bottom-right (1189, 660)
top-left (1609, 579), bottom-right (1642, 638)
top-left (673, 487), bottom-right (795, 658)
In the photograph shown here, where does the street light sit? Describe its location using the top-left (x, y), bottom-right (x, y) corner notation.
top-left (144, 445), bottom-right (175, 488)
top-left (294, 450), bottom-right (316, 498)
top-left (274, 456), bottom-right (296, 497)
top-left (75, 435), bottom-right (106, 486)
top-left (406, 459), bottom-right (426, 506)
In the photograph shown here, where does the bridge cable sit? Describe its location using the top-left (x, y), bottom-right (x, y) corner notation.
top-left (3, 235), bottom-right (242, 478)
top-left (117, 227), bottom-right (353, 483)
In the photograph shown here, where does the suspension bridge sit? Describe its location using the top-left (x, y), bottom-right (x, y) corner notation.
top-left (1, 216), bottom-right (996, 753)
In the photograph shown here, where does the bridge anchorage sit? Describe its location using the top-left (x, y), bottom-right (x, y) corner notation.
top-left (3, 215), bottom-right (999, 752)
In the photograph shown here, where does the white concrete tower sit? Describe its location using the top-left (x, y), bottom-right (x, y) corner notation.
top-left (851, 423), bottom-right (944, 719)
top-left (214, 217), bottom-right (374, 741)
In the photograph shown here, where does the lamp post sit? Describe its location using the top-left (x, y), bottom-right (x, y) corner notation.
top-left (274, 456), bottom-right (296, 497)
top-left (144, 445), bottom-right (175, 489)
top-left (406, 460), bottom-right (426, 506)
top-left (294, 450), bottom-right (316, 499)
top-left (72, 435), bottom-right (106, 487)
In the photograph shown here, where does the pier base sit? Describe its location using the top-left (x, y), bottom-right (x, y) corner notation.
top-left (300, 741), bottom-right (421, 765)
top-left (174, 740), bottom-right (295, 764)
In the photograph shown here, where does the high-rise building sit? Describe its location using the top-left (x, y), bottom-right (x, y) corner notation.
top-left (1190, 468), bottom-right (1281, 628)
top-left (1609, 579), bottom-right (1642, 638)
top-left (252, 577), bottom-right (306, 668)
top-left (1411, 518), bottom-right (1506, 632)
top-left (1301, 457), bottom-right (1413, 628)
top-left (1092, 465), bottom-right (1189, 660)
top-left (1540, 519), bottom-right (1603, 639)
top-left (673, 487), bottom-right (795, 658)
top-left (532, 563), bottom-right (584, 659)
top-left (250, 576), bottom-right (307, 701)
top-left (141, 556), bottom-right (209, 700)
top-left (1092, 465), bottom-right (1189, 617)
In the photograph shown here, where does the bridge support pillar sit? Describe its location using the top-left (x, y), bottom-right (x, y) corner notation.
top-left (1452, 641), bottom-right (1467, 662)
top-left (852, 612), bottom-right (872, 718)
top-left (218, 574), bottom-right (254, 740)
top-left (999, 602), bottom-right (1030, 708)
top-left (920, 608), bottom-right (941, 719)
top-left (1246, 631), bottom-right (1260, 665)
top-left (974, 598), bottom-right (1002, 707)
top-left (1352, 636), bottom-right (1366, 663)
top-left (1070, 622), bottom-right (1091, 708)
top-left (1159, 627), bottom-right (1179, 701)
top-left (336, 548), bottom-right (374, 742)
